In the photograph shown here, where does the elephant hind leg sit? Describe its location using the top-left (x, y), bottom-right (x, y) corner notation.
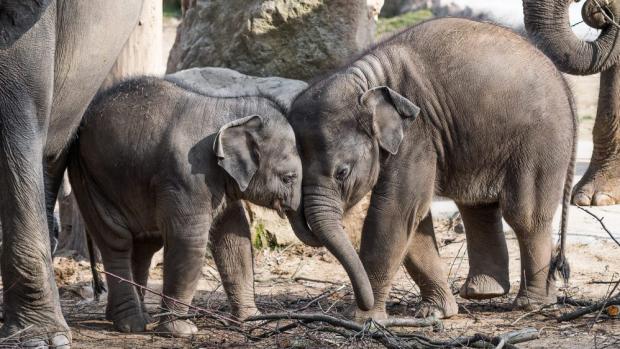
top-left (132, 238), bottom-right (162, 323)
top-left (69, 177), bottom-right (146, 332)
top-left (457, 202), bottom-right (510, 300)
top-left (403, 213), bottom-right (458, 318)
top-left (501, 170), bottom-right (563, 310)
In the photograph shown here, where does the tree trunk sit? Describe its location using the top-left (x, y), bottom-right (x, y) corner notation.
top-left (58, 0), bottom-right (163, 259)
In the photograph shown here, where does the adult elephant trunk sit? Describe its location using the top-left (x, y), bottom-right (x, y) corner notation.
top-left (523, 0), bottom-right (620, 75)
top-left (303, 186), bottom-right (374, 311)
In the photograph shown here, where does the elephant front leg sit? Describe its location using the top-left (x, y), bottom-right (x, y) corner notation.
top-left (0, 111), bottom-right (70, 347)
top-left (457, 203), bottom-right (510, 300)
top-left (210, 202), bottom-right (259, 320)
top-left (573, 65), bottom-right (620, 206)
top-left (156, 215), bottom-right (210, 337)
top-left (403, 213), bottom-right (458, 318)
top-left (354, 177), bottom-right (435, 322)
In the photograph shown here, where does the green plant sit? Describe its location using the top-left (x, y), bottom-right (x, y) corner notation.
top-left (163, 0), bottom-right (182, 18)
top-left (253, 223), bottom-right (281, 250)
top-left (376, 9), bottom-right (434, 37)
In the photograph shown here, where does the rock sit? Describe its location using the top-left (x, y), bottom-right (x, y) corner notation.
top-left (166, 0), bottom-right (383, 80)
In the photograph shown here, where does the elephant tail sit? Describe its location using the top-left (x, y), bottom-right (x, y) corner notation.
top-left (86, 233), bottom-right (107, 300)
top-left (550, 77), bottom-right (577, 284)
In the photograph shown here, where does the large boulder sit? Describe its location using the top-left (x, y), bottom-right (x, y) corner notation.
top-left (167, 0), bottom-right (383, 80)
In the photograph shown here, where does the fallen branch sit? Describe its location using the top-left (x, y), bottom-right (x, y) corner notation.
top-left (293, 276), bottom-right (343, 285)
top-left (245, 312), bottom-right (538, 349)
top-left (558, 293), bottom-right (620, 322)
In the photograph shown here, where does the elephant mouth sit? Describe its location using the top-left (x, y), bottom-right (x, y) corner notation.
top-left (273, 199), bottom-right (287, 219)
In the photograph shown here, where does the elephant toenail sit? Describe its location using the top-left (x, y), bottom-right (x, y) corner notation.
top-left (593, 192), bottom-right (615, 206)
top-left (572, 193), bottom-right (592, 206)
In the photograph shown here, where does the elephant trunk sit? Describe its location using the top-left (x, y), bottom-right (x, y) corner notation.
top-left (523, 0), bottom-right (620, 75)
top-left (303, 186), bottom-right (374, 311)
top-left (285, 205), bottom-right (323, 247)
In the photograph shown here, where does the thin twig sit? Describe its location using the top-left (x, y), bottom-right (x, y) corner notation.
top-left (99, 269), bottom-right (241, 326)
top-left (576, 205), bottom-right (620, 247)
top-left (0, 325), bottom-right (34, 344)
top-left (296, 285), bottom-right (346, 311)
top-left (293, 276), bottom-right (342, 285)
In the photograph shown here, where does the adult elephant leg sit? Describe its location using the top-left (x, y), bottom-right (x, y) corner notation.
top-left (0, 4), bottom-right (70, 347)
top-left (156, 214), bottom-right (210, 337)
top-left (210, 202), bottom-right (259, 320)
top-left (403, 213), bottom-right (458, 318)
top-left (0, 112), bottom-right (70, 346)
top-left (457, 203), bottom-right (510, 299)
top-left (573, 65), bottom-right (620, 206)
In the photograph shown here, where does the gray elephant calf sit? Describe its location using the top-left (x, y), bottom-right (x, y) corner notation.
top-left (286, 17), bottom-right (576, 320)
top-left (68, 70), bottom-right (306, 336)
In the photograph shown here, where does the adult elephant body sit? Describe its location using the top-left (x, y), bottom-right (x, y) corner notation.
top-left (287, 18), bottom-right (575, 320)
top-left (0, 1), bottom-right (142, 346)
top-left (524, 0), bottom-right (620, 205)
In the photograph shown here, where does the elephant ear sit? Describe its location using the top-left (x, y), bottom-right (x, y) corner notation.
top-left (359, 86), bottom-right (421, 155)
top-left (214, 115), bottom-right (262, 192)
top-left (0, 0), bottom-right (53, 49)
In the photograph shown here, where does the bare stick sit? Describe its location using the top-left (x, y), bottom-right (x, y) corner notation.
top-left (296, 285), bottom-right (346, 311)
top-left (558, 290), bottom-right (620, 322)
top-left (0, 325), bottom-right (34, 344)
top-left (293, 276), bottom-right (343, 285)
top-left (99, 269), bottom-right (241, 325)
top-left (576, 206), bottom-right (620, 247)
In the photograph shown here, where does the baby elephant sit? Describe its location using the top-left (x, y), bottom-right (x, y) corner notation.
top-left (286, 17), bottom-right (576, 320)
top-left (68, 76), bottom-right (302, 336)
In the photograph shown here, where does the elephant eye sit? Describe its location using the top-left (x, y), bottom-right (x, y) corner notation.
top-left (281, 173), bottom-right (297, 185)
top-left (335, 165), bottom-right (350, 182)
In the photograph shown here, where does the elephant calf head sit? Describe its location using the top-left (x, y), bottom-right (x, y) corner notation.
top-left (214, 113), bottom-right (302, 218)
top-left (285, 73), bottom-right (421, 311)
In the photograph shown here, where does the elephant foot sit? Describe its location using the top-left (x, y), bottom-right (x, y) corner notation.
top-left (346, 304), bottom-right (388, 323)
top-left (459, 273), bottom-right (510, 300)
top-left (113, 312), bottom-right (148, 333)
top-left (572, 166), bottom-right (620, 206)
top-left (141, 304), bottom-right (155, 324)
top-left (233, 305), bottom-right (260, 321)
top-left (513, 288), bottom-right (556, 311)
top-left (155, 319), bottom-right (198, 337)
top-left (0, 323), bottom-right (71, 349)
top-left (415, 296), bottom-right (458, 319)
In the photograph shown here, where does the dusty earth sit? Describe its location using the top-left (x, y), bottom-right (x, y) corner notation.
top-left (53, 215), bottom-right (619, 349)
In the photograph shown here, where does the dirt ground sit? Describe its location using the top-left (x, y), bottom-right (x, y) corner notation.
top-left (51, 214), bottom-right (619, 349)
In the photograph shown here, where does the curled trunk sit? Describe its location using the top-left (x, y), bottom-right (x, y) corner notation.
top-left (303, 187), bottom-right (374, 311)
top-left (285, 206), bottom-right (323, 247)
top-left (523, 0), bottom-right (620, 75)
